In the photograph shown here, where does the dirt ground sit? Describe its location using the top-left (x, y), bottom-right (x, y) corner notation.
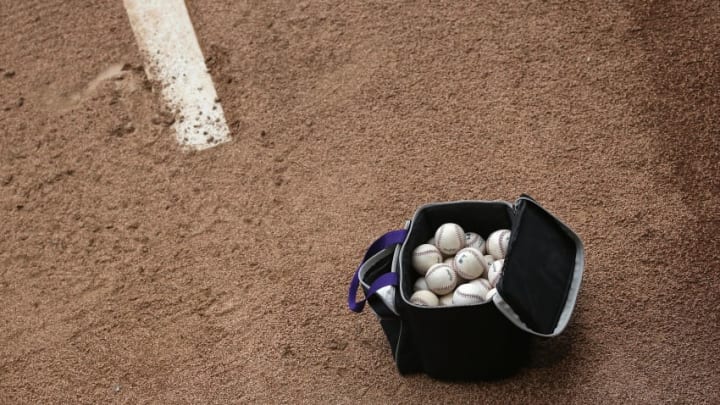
top-left (1, 0), bottom-right (718, 403)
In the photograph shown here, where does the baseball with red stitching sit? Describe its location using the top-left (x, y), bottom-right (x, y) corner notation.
top-left (413, 277), bottom-right (429, 292)
top-left (411, 243), bottom-right (443, 275)
top-left (452, 282), bottom-right (487, 305)
top-left (453, 247), bottom-right (487, 280)
top-left (483, 254), bottom-right (495, 270)
top-left (438, 292), bottom-right (454, 306)
top-left (487, 259), bottom-right (505, 287)
top-left (434, 223), bottom-right (466, 256)
top-left (464, 232), bottom-right (485, 253)
top-left (469, 278), bottom-right (492, 292)
top-left (486, 229), bottom-right (511, 260)
top-left (424, 263), bottom-right (458, 295)
top-left (447, 256), bottom-right (469, 283)
top-left (409, 290), bottom-right (439, 307)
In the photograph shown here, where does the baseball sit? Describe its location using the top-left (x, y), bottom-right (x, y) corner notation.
top-left (438, 293), bottom-right (454, 306)
top-left (452, 283), bottom-right (487, 305)
top-left (424, 263), bottom-right (458, 295)
top-left (485, 287), bottom-right (498, 300)
top-left (411, 243), bottom-right (443, 275)
top-left (434, 223), bottom-right (466, 256)
top-left (443, 256), bottom-right (463, 283)
top-left (469, 278), bottom-right (492, 292)
top-left (413, 277), bottom-right (429, 292)
top-left (487, 259), bottom-right (505, 286)
top-left (486, 229), bottom-right (511, 260)
top-left (483, 254), bottom-right (495, 270)
top-left (464, 232), bottom-right (485, 252)
top-left (466, 278), bottom-right (491, 297)
top-left (410, 290), bottom-right (439, 307)
top-left (453, 247), bottom-right (487, 280)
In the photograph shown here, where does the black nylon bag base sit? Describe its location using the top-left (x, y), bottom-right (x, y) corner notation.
top-left (395, 201), bottom-right (532, 380)
top-left (395, 301), bottom-right (531, 380)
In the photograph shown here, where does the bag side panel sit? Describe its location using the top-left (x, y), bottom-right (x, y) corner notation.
top-left (397, 200), bottom-right (529, 380)
top-left (361, 250), bottom-right (403, 358)
top-left (498, 198), bottom-right (580, 335)
top-left (397, 301), bottom-right (531, 380)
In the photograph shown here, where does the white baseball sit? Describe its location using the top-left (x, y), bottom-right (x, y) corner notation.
top-left (434, 223), bottom-right (466, 256)
top-left (483, 254), bottom-right (495, 270)
top-left (410, 290), bottom-right (439, 307)
top-left (424, 263), bottom-right (458, 295)
top-left (485, 287), bottom-right (498, 300)
top-left (438, 293), bottom-right (454, 306)
top-left (452, 283), bottom-right (487, 305)
top-left (444, 256), bottom-right (468, 283)
top-left (486, 229), bottom-right (511, 260)
top-left (469, 278), bottom-right (492, 292)
top-left (453, 247), bottom-right (487, 280)
top-left (427, 236), bottom-right (435, 246)
top-left (413, 277), bottom-right (429, 292)
top-left (464, 232), bottom-right (485, 252)
top-left (487, 259), bottom-right (505, 286)
top-left (411, 243), bottom-right (443, 275)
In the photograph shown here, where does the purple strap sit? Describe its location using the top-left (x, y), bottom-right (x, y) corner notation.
top-left (347, 229), bottom-right (407, 313)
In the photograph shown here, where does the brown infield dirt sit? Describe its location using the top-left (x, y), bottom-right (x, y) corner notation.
top-left (1, 1), bottom-right (719, 403)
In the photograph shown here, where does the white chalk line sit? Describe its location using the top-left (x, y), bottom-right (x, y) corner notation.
top-left (124, 0), bottom-right (230, 150)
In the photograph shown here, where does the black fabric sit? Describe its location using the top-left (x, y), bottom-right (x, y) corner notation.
top-left (361, 251), bottom-right (402, 357)
top-left (357, 198), bottom-right (580, 380)
top-left (396, 298), bottom-right (531, 380)
top-left (394, 318), bottom-right (423, 374)
top-left (396, 201), bottom-right (531, 380)
top-left (498, 199), bottom-right (577, 335)
top-left (377, 319), bottom-right (401, 357)
top-left (362, 251), bottom-right (395, 318)
top-left (360, 248), bottom-right (423, 373)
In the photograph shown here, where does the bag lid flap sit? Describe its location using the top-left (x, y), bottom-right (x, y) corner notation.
top-left (495, 195), bottom-right (584, 337)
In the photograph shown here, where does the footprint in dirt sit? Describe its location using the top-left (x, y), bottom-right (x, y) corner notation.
top-left (42, 63), bottom-right (147, 112)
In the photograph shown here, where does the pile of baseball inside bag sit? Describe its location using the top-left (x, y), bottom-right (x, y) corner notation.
top-left (410, 223), bottom-right (510, 307)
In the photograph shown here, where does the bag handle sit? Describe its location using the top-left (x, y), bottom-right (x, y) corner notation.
top-left (347, 229), bottom-right (407, 313)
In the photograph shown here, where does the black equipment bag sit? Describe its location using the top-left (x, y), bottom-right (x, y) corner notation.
top-left (347, 195), bottom-right (584, 380)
